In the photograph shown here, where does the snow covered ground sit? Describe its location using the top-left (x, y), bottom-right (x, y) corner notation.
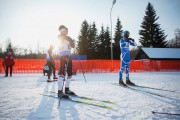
top-left (0, 72), bottom-right (180, 120)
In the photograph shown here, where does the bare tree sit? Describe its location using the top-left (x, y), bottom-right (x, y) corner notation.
top-left (168, 28), bottom-right (180, 48)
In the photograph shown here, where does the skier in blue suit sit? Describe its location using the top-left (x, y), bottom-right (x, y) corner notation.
top-left (119, 30), bottom-right (137, 87)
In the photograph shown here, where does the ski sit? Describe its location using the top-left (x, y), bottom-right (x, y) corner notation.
top-left (48, 91), bottom-right (115, 104)
top-left (40, 94), bottom-right (113, 109)
top-left (152, 111), bottom-right (180, 116)
top-left (112, 83), bottom-right (177, 94)
top-left (132, 85), bottom-right (177, 93)
top-left (111, 83), bottom-right (167, 98)
top-left (127, 86), bottom-right (167, 98)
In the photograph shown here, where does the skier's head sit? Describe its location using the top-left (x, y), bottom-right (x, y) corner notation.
top-left (123, 30), bottom-right (130, 38)
top-left (59, 25), bottom-right (68, 35)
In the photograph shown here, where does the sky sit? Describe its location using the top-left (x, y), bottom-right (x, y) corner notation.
top-left (0, 0), bottom-right (180, 52)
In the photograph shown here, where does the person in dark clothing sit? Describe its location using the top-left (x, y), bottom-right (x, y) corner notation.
top-left (46, 45), bottom-right (58, 82)
top-left (3, 51), bottom-right (15, 77)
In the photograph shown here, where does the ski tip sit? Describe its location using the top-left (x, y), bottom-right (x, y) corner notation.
top-left (106, 106), bottom-right (113, 109)
top-left (98, 105), bottom-right (113, 109)
top-left (100, 105), bottom-right (113, 109)
top-left (101, 100), bottom-right (116, 104)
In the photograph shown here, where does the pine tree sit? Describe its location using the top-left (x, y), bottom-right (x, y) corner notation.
top-left (77, 20), bottom-right (89, 55)
top-left (104, 26), bottom-right (111, 59)
top-left (88, 22), bottom-right (99, 59)
top-left (97, 25), bottom-right (105, 59)
top-left (97, 25), bottom-right (111, 59)
top-left (113, 17), bottom-right (123, 59)
top-left (5, 39), bottom-right (14, 55)
top-left (139, 2), bottom-right (167, 48)
top-left (6, 43), bottom-right (12, 52)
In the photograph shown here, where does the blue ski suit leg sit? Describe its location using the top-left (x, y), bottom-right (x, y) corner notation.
top-left (119, 51), bottom-right (130, 79)
top-left (119, 37), bottom-right (136, 80)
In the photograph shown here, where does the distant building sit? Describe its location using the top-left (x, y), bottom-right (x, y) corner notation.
top-left (134, 48), bottom-right (180, 60)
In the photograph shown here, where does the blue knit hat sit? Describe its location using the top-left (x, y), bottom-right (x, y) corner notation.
top-left (123, 30), bottom-right (130, 36)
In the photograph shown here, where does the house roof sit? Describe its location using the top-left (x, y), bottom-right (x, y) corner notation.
top-left (142, 48), bottom-right (180, 59)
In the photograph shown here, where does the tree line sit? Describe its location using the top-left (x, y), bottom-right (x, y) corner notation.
top-left (76, 2), bottom-right (169, 59)
top-left (76, 18), bottom-right (123, 59)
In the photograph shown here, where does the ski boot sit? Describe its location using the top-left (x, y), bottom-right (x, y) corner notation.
top-left (119, 79), bottom-right (127, 87)
top-left (47, 79), bottom-right (53, 82)
top-left (126, 77), bottom-right (135, 86)
top-left (58, 90), bottom-right (69, 99)
top-left (65, 87), bottom-right (76, 95)
top-left (53, 76), bottom-right (58, 81)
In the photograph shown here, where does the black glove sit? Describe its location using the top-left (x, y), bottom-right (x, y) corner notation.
top-left (70, 39), bottom-right (75, 48)
top-left (129, 38), bottom-right (134, 42)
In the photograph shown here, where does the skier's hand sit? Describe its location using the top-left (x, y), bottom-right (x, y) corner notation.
top-left (70, 39), bottom-right (75, 48)
top-left (129, 38), bottom-right (134, 42)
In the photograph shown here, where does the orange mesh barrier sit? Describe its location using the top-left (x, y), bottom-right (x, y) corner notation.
top-left (0, 58), bottom-right (3, 73)
top-left (0, 58), bottom-right (180, 74)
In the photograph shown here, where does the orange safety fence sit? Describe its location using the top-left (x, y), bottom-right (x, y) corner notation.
top-left (0, 58), bottom-right (180, 74)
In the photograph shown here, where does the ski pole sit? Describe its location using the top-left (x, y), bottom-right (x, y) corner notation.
top-left (77, 55), bottom-right (87, 83)
top-left (58, 77), bottom-right (65, 107)
top-left (72, 39), bottom-right (87, 82)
